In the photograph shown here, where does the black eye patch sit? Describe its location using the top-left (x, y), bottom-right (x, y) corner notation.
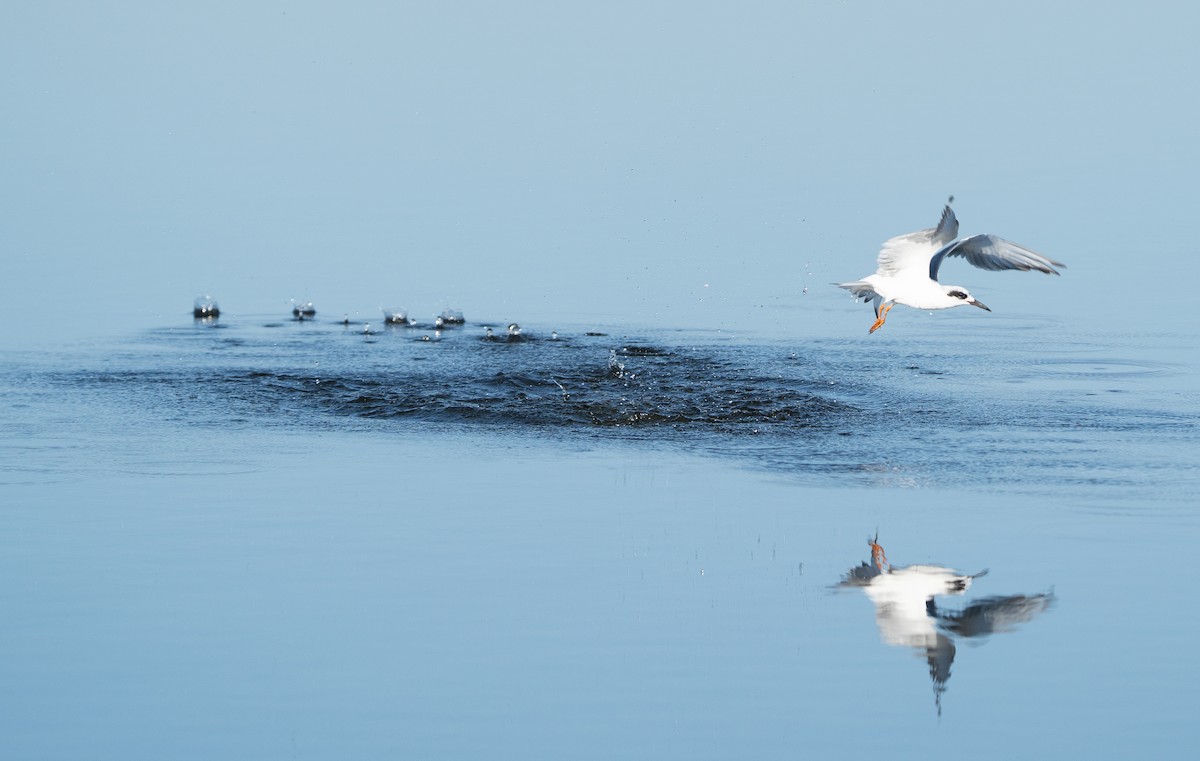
top-left (947, 290), bottom-right (968, 299)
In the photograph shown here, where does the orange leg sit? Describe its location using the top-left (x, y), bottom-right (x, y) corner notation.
top-left (868, 303), bottom-right (893, 334)
top-left (869, 538), bottom-right (890, 572)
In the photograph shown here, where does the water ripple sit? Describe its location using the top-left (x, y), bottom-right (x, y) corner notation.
top-left (33, 319), bottom-right (1200, 498)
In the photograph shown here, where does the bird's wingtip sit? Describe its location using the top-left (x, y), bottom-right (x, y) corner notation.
top-left (934, 202), bottom-right (959, 243)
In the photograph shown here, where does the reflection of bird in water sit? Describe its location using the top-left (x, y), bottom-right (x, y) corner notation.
top-left (841, 534), bottom-right (1053, 716)
top-left (934, 594), bottom-right (1055, 638)
top-left (836, 199), bottom-right (1064, 333)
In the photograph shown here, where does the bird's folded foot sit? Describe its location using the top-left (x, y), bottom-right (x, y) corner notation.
top-left (869, 304), bottom-right (893, 333)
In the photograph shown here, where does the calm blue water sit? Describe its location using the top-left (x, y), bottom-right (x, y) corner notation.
top-left (2, 311), bottom-right (1197, 759)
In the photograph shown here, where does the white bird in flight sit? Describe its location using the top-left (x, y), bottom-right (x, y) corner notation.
top-left (837, 200), bottom-right (1065, 333)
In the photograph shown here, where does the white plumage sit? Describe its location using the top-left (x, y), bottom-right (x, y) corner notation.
top-left (837, 202), bottom-right (1064, 333)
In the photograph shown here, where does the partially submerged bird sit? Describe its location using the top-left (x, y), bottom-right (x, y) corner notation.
top-left (837, 201), bottom-right (1064, 333)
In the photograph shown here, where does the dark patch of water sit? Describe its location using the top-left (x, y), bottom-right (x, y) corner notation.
top-left (26, 318), bottom-right (1200, 498)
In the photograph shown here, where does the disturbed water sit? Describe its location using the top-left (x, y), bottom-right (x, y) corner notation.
top-left (18, 313), bottom-right (1195, 497)
top-left (2, 311), bottom-right (1198, 759)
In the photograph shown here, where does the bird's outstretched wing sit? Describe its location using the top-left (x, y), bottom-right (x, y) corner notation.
top-left (875, 230), bottom-right (941, 278)
top-left (930, 234), bottom-right (1065, 280)
top-left (875, 205), bottom-right (959, 278)
top-left (932, 204), bottom-right (958, 246)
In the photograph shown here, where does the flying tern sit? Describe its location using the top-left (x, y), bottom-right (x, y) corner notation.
top-left (837, 201), bottom-right (1064, 333)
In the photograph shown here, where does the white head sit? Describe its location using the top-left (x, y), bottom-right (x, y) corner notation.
top-left (943, 286), bottom-right (990, 312)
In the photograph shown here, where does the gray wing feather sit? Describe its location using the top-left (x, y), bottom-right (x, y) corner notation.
top-left (834, 281), bottom-right (884, 316)
top-left (935, 592), bottom-right (1055, 638)
top-left (930, 234), bottom-right (1065, 281)
top-left (835, 281), bottom-right (878, 301)
top-left (835, 282), bottom-right (886, 318)
top-left (932, 205), bottom-right (959, 246)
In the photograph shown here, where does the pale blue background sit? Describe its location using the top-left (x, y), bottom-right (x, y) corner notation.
top-left (2, 5), bottom-right (1198, 759)
top-left (3, 1), bottom-right (1194, 341)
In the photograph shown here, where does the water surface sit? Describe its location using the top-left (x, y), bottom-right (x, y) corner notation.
top-left (1, 312), bottom-right (1196, 759)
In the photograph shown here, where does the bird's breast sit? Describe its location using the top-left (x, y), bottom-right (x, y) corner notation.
top-left (876, 278), bottom-right (957, 310)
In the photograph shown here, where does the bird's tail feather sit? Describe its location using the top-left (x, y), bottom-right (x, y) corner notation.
top-left (835, 281), bottom-right (878, 302)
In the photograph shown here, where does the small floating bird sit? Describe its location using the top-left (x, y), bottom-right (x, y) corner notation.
top-left (837, 200), bottom-right (1064, 333)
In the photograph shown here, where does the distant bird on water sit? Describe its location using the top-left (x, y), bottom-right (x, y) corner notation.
top-left (836, 199), bottom-right (1064, 333)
